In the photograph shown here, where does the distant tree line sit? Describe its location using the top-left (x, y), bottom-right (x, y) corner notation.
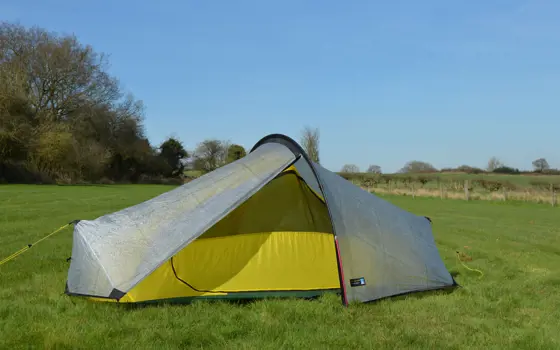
top-left (339, 157), bottom-right (559, 176)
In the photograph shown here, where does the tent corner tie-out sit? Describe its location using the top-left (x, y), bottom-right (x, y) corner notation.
top-left (0, 219), bottom-right (80, 267)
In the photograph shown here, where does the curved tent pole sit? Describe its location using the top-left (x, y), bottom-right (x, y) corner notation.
top-left (250, 133), bottom-right (350, 306)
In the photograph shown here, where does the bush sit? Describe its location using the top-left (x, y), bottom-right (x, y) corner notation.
top-left (473, 179), bottom-right (517, 191)
top-left (361, 178), bottom-right (375, 188)
top-left (0, 161), bottom-right (54, 184)
top-left (399, 176), bottom-right (414, 185)
top-left (359, 174), bottom-right (382, 187)
top-left (474, 179), bottom-right (503, 192)
top-left (440, 165), bottom-right (485, 174)
top-left (137, 174), bottom-right (183, 186)
top-left (492, 166), bottom-right (520, 174)
top-left (380, 175), bottom-right (393, 184)
top-left (456, 165), bottom-right (485, 174)
top-left (415, 175), bottom-right (433, 186)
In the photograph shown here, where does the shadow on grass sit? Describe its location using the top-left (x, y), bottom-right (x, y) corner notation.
top-left (107, 284), bottom-right (460, 311)
top-left (357, 283), bottom-right (460, 306)
top-left (114, 294), bottom-right (331, 311)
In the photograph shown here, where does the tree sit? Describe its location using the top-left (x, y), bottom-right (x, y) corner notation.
top-left (159, 137), bottom-right (188, 176)
top-left (227, 144), bottom-right (246, 163)
top-left (27, 122), bottom-right (77, 179)
top-left (532, 158), bottom-right (550, 172)
top-left (0, 22), bottom-right (119, 123)
top-left (367, 165), bottom-right (382, 174)
top-left (341, 164), bottom-right (360, 173)
top-left (0, 21), bottom-right (161, 183)
top-left (300, 126), bottom-right (320, 164)
top-left (487, 157), bottom-right (503, 172)
top-left (0, 106), bottom-right (33, 161)
top-left (192, 139), bottom-right (229, 173)
top-left (492, 166), bottom-right (520, 174)
top-left (456, 165), bottom-right (484, 174)
top-left (399, 161), bottom-right (437, 173)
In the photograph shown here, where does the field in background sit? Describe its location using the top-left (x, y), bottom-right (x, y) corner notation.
top-left (184, 168), bottom-right (560, 206)
top-left (388, 172), bottom-right (560, 187)
top-left (341, 172), bottom-right (560, 206)
top-left (1, 184), bottom-right (559, 349)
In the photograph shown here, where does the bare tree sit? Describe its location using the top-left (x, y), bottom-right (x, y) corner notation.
top-left (532, 158), bottom-right (550, 172)
top-left (0, 22), bottom-right (120, 122)
top-left (192, 139), bottom-right (229, 173)
top-left (300, 126), bottom-right (320, 164)
top-left (487, 157), bottom-right (503, 172)
top-left (341, 164), bottom-right (360, 173)
top-left (367, 165), bottom-right (382, 174)
top-left (399, 161), bottom-right (437, 173)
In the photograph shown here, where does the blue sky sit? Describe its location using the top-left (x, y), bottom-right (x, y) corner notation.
top-left (3, 0), bottom-right (559, 173)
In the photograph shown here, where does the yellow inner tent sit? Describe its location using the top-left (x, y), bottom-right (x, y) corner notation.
top-left (115, 166), bottom-right (340, 303)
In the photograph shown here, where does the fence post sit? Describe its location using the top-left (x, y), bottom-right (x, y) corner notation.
top-left (464, 180), bottom-right (470, 201)
top-left (552, 184), bottom-right (557, 207)
top-left (411, 183), bottom-right (415, 199)
top-left (503, 187), bottom-right (508, 201)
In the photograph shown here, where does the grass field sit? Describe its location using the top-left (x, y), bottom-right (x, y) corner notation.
top-left (389, 172), bottom-right (560, 187)
top-left (1, 184), bottom-right (559, 349)
top-left (345, 172), bottom-right (560, 205)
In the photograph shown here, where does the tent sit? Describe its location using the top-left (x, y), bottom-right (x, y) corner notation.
top-left (65, 134), bottom-right (456, 305)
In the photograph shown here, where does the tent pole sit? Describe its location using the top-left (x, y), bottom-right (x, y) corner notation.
top-left (334, 236), bottom-right (349, 306)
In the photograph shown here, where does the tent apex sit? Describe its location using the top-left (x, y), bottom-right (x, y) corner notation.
top-left (250, 133), bottom-right (309, 159)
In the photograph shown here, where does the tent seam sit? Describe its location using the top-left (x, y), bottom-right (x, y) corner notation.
top-left (118, 155), bottom-right (300, 295)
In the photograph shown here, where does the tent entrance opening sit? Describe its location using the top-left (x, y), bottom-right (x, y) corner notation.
top-left (121, 167), bottom-right (340, 303)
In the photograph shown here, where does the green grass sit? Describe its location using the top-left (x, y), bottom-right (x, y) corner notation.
top-left (1, 185), bottom-right (559, 349)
